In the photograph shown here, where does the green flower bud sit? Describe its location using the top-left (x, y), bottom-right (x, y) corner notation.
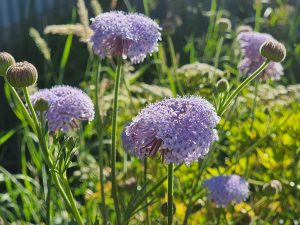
top-left (217, 18), bottom-right (232, 33)
top-left (34, 98), bottom-right (49, 112)
top-left (161, 202), bottom-right (176, 217)
top-left (0, 52), bottom-right (15, 76)
top-left (5, 61), bottom-right (38, 88)
top-left (216, 78), bottom-right (230, 93)
top-left (263, 180), bottom-right (282, 196)
top-left (260, 40), bottom-right (286, 62)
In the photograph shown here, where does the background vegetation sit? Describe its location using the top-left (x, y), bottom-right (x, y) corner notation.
top-left (0, 0), bottom-right (300, 224)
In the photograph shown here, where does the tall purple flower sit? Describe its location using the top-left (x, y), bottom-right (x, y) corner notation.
top-left (30, 85), bottom-right (94, 133)
top-left (237, 31), bottom-right (284, 80)
top-left (122, 96), bottom-right (220, 165)
top-left (203, 174), bottom-right (249, 206)
top-left (90, 11), bottom-right (161, 64)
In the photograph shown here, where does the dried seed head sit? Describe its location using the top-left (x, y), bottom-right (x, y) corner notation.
top-left (260, 40), bottom-right (286, 62)
top-left (161, 202), bottom-right (176, 217)
top-left (6, 62), bottom-right (38, 88)
top-left (0, 52), bottom-right (15, 76)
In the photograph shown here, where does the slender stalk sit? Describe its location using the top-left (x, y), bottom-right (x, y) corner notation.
top-left (95, 63), bottom-right (108, 225)
top-left (167, 163), bottom-right (174, 225)
top-left (8, 85), bottom-right (35, 131)
top-left (167, 35), bottom-right (184, 95)
top-left (214, 36), bottom-right (224, 69)
top-left (254, 0), bottom-right (262, 32)
top-left (61, 174), bottom-right (84, 225)
top-left (218, 60), bottom-right (269, 115)
top-left (46, 175), bottom-right (52, 225)
top-left (144, 158), bottom-right (150, 225)
top-left (143, 0), bottom-right (149, 16)
top-left (111, 57), bottom-right (123, 224)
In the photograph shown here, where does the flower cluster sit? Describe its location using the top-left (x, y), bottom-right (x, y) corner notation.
top-left (90, 11), bottom-right (161, 64)
top-left (122, 96), bottom-right (220, 165)
top-left (203, 174), bottom-right (249, 206)
top-left (30, 85), bottom-right (94, 133)
top-left (237, 31), bottom-right (284, 80)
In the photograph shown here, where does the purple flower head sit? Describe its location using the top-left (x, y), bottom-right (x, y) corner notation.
top-left (90, 11), bottom-right (161, 64)
top-left (203, 174), bottom-right (249, 206)
top-left (237, 31), bottom-right (284, 80)
top-left (122, 96), bottom-right (220, 165)
top-left (30, 85), bottom-right (94, 133)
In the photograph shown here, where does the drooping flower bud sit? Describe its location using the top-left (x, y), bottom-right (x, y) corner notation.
top-left (260, 40), bottom-right (286, 62)
top-left (263, 180), bottom-right (282, 196)
top-left (217, 18), bottom-right (232, 33)
top-left (34, 97), bottom-right (49, 112)
top-left (5, 62), bottom-right (38, 88)
top-left (216, 78), bottom-right (230, 93)
top-left (0, 52), bottom-right (15, 76)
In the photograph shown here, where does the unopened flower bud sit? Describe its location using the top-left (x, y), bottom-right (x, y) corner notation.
top-left (236, 25), bottom-right (253, 34)
top-left (260, 40), bottom-right (286, 62)
top-left (0, 52), bottom-right (15, 76)
top-left (34, 98), bottom-right (49, 112)
top-left (161, 202), bottom-right (176, 217)
top-left (161, 20), bottom-right (176, 36)
top-left (216, 78), bottom-right (229, 93)
top-left (217, 18), bottom-right (232, 33)
top-left (6, 62), bottom-right (38, 88)
top-left (66, 137), bottom-right (77, 150)
top-left (263, 180), bottom-right (282, 196)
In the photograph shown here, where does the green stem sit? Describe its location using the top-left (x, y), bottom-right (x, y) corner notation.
top-left (143, 0), bottom-right (149, 16)
top-left (8, 85), bottom-right (35, 131)
top-left (167, 35), bottom-right (184, 95)
top-left (167, 163), bottom-right (174, 225)
top-left (95, 63), bottom-right (108, 225)
top-left (46, 175), bottom-right (51, 225)
top-left (254, 0), bottom-right (262, 32)
top-left (144, 158), bottom-right (150, 225)
top-left (111, 57), bottom-right (122, 224)
top-left (218, 60), bottom-right (270, 115)
top-left (214, 36), bottom-right (224, 69)
top-left (61, 174), bottom-right (84, 225)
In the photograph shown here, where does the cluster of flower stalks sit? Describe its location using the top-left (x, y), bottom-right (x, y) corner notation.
top-left (0, 10), bottom-right (286, 225)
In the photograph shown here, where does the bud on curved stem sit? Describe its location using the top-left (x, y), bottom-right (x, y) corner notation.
top-left (260, 40), bottom-right (286, 62)
top-left (0, 52), bottom-right (15, 76)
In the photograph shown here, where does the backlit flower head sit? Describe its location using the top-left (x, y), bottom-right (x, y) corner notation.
top-left (30, 85), bottom-right (94, 133)
top-left (122, 96), bottom-right (220, 165)
top-left (90, 11), bottom-right (161, 64)
top-left (203, 174), bottom-right (249, 206)
top-left (237, 31), bottom-right (284, 80)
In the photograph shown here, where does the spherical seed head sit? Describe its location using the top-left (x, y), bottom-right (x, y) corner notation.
top-left (123, 96), bottom-right (220, 165)
top-left (217, 18), bottom-right (232, 32)
top-left (0, 52), bottom-right (15, 76)
top-left (90, 11), bottom-right (161, 64)
top-left (203, 174), bottom-right (249, 207)
top-left (5, 62), bottom-right (38, 88)
top-left (216, 79), bottom-right (229, 93)
top-left (161, 202), bottom-right (176, 216)
top-left (30, 85), bottom-right (95, 133)
top-left (34, 97), bottom-right (49, 112)
top-left (237, 31), bottom-right (284, 80)
top-left (260, 40), bottom-right (286, 62)
top-left (263, 180), bottom-right (282, 196)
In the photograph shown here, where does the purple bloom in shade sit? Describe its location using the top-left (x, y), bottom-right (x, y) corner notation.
top-left (122, 96), bottom-right (220, 165)
top-left (203, 174), bottom-right (249, 207)
top-left (90, 11), bottom-right (161, 64)
top-left (30, 85), bottom-right (94, 133)
top-left (237, 31), bottom-right (284, 80)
